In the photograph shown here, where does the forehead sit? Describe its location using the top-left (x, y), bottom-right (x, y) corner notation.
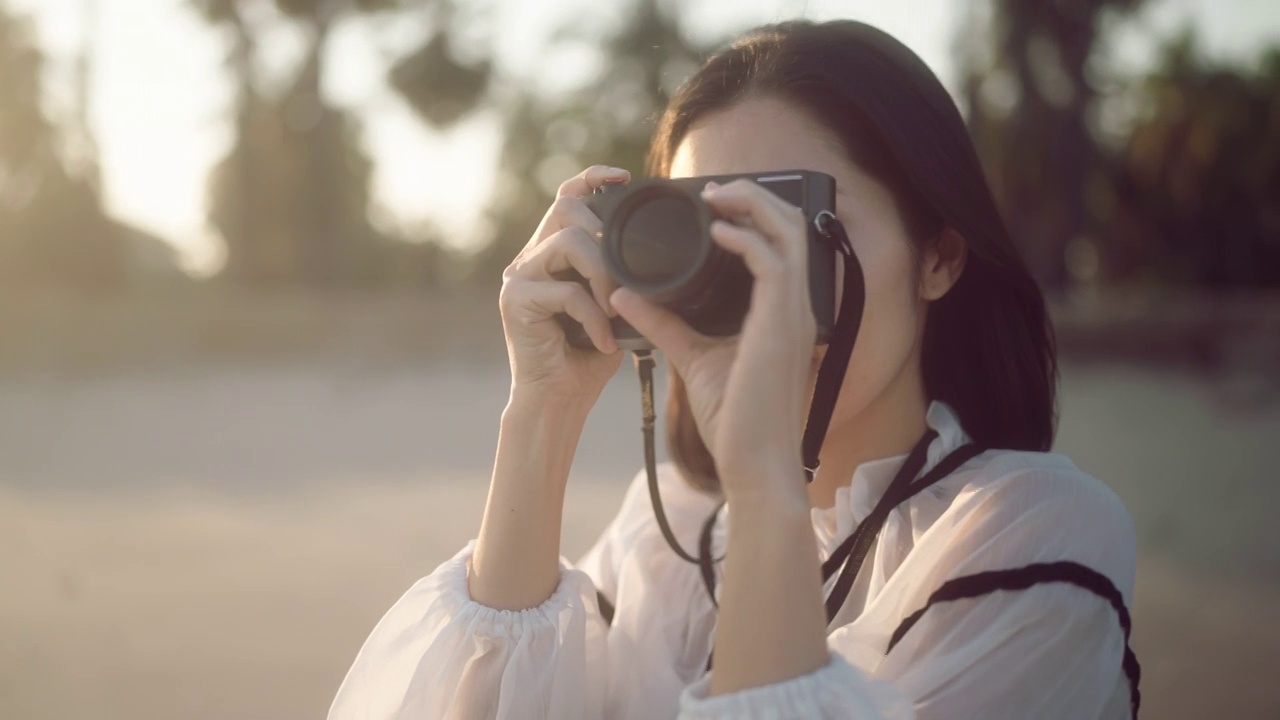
top-left (668, 95), bottom-right (853, 183)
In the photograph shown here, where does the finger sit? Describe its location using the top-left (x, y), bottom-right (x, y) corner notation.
top-left (610, 287), bottom-right (703, 371)
top-left (558, 165), bottom-right (630, 199)
top-left (529, 194), bottom-right (604, 249)
top-left (710, 220), bottom-right (814, 346)
top-left (701, 179), bottom-right (807, 263)
top-left (708, 219), bottom-right (787, 283)
top-left (531, 227), bottom-right (618, 316)
top-left (516, 280), bottom-right (617, 354)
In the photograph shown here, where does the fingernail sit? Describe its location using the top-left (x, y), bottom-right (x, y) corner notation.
top-left (702, 181), bottom-right (720, 195)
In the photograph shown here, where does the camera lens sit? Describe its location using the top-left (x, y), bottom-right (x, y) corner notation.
top-left (616, 194), bottom-right (703, 284)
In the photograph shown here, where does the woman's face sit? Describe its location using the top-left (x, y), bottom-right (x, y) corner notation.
top-left (668, 94), bottom-right (929, 436)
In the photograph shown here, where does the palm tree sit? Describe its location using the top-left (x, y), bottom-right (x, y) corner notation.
top-left (193, 0), bottom-right (422, 286)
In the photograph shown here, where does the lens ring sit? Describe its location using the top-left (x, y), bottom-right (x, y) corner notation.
top-left (602, 180), bottom-right (714, 299)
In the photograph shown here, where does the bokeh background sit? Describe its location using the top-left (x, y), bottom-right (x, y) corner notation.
top-left (1, 0), bottom-right (1278, 718)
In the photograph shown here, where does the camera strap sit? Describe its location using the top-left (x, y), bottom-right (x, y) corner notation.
top-left (615, 213), bottom-right (868, 607)
top-left (801, 210), bottom-right (864, 482)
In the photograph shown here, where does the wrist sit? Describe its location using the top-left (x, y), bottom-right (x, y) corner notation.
top-left (505, 386), bottom-right (594, 426)
top-left (720, 457), bottom-right (810, 512)
top-left (494, 388), bottom-right (591, 493)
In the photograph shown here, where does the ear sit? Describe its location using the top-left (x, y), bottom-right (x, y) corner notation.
top-left (919, 227), bottom-right (967, 301)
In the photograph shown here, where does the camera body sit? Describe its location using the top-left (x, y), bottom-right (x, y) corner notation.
top-left (559, 169), bottom-right (838, 351)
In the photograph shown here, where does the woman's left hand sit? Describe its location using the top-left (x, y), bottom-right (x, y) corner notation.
top-left (610, 178), bottom-right (816, 504)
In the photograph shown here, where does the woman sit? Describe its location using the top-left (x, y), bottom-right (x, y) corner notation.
top-left (329, 19), bottom-right (1138, 720)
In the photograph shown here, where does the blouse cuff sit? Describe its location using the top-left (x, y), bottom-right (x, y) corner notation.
top-left (431, 539), bottom-right (597, 641)
top-left (678, 652), bottom-right (909, 719)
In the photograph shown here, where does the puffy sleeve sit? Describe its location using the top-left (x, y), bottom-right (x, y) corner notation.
top-left (326, 540), bottom-right (609, 720)
top-left (327, 464), bottom-right (711, 720)
top-left (678, 458), bottom-right (1138, 720)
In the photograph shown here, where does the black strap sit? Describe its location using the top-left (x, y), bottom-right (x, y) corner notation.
top-left (625, 349), bottom-right (724, 617)
top-left (801, 212), bottom-right (864, 482)
top-left (823, 438), bottom-right (986, 623)
top-left (595, 500), bottom-right (721, 627)
top-left (635, 350), bottom-right (707, 566)
top-left (698, 501), bottom-right (726, 607)
top-left (705, 434), bottom-right (984, 671)
top-left (628, 212), bottom-right (860, 590)
top-left (887, 562), bottom-right (1142, 718)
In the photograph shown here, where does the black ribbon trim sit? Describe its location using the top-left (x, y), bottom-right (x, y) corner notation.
top-left (887, 561), bottom-right (1141, 718)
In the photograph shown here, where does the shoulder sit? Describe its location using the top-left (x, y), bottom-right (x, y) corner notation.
top-left (937, 449), bottom-right (1137, 600)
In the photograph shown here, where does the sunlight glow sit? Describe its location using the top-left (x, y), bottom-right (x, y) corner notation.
top-left (6, 0), bottom-right (1277, 275)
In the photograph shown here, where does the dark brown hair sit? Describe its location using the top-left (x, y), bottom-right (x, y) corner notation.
top-left (648, 20), bottom-right (1058, 493)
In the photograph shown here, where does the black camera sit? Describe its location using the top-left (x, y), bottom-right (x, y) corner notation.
top-left (557, 169), bottom-right (839, 351)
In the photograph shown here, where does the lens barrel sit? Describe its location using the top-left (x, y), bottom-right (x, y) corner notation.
top-left (600, 182), bottom-right (724, 305)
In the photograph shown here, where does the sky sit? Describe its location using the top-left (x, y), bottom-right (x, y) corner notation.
top-left (7, 0), bottom-right (1279, 275)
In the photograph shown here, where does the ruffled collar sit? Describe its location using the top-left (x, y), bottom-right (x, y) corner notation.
top-left (810, 400), bottom-right (971, 552)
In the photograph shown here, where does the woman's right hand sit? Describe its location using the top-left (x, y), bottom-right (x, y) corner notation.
top-left (499, 165), bottom-right (629, 404)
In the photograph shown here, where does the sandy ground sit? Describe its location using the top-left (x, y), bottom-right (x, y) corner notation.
top-left (1, 358), bottom-right (1278, 719)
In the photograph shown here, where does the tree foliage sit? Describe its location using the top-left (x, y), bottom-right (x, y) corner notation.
top-left (196, 0), bottom-right (439, 288)
top-left (1106, 34), bottom-right (1280, 287)
top-left (958, 0), bottom-right (1146, 290)
top-left (0, 7), bottom-right (127, 292)
top-left (464, 0), bottom-right (710, 282)
top-left (7, 0), bottom-right (1275, 293)
top-left (959, 0), bottom-right (1278, 289)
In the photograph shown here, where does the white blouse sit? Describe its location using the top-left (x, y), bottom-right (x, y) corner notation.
top-left (328, 402), bottom-right (1137, 720)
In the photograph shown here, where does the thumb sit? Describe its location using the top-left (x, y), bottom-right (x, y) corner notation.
top-left (610, 287), bottom-right (703, 371)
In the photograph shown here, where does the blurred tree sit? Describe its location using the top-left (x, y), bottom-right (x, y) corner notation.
top-left (0, 6), bottom-right (126, 292)
top-left (460, 0), bottom-right (708, 282)
top-left (195, 0), bottom-right (441, 287)
top-left (957, 0), bottom-right (1145, 290)
top-left (1106, 32), bottom-right (1280, 287)
top-left (385, 0), bottom-right (492, 130)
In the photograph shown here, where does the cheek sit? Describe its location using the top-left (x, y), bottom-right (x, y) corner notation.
top-left (809, 230), bottom-right (921, 417)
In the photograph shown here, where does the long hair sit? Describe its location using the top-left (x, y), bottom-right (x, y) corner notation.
top-left (647, 20), bottom-right (1058, 493)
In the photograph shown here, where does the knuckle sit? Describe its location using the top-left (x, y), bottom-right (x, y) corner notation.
top-left (549, 195), bottom-right (575, 216)
top-left (570, 282), bottom-right (594, 304)
top-left (560, 228), bottom-right (606, 270)
top-left (501, 256), bottom-right (524, 281)
top-left (557, 171), bottom-right (588, 197)
top-left (498, 279), bottom-right (521, 310)
top-left (543, 227), bottom-right (577, 254)
top-left (566, 287), bottom-right (595, 316)
top-left (566, 225), bottom-right (598, 249)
